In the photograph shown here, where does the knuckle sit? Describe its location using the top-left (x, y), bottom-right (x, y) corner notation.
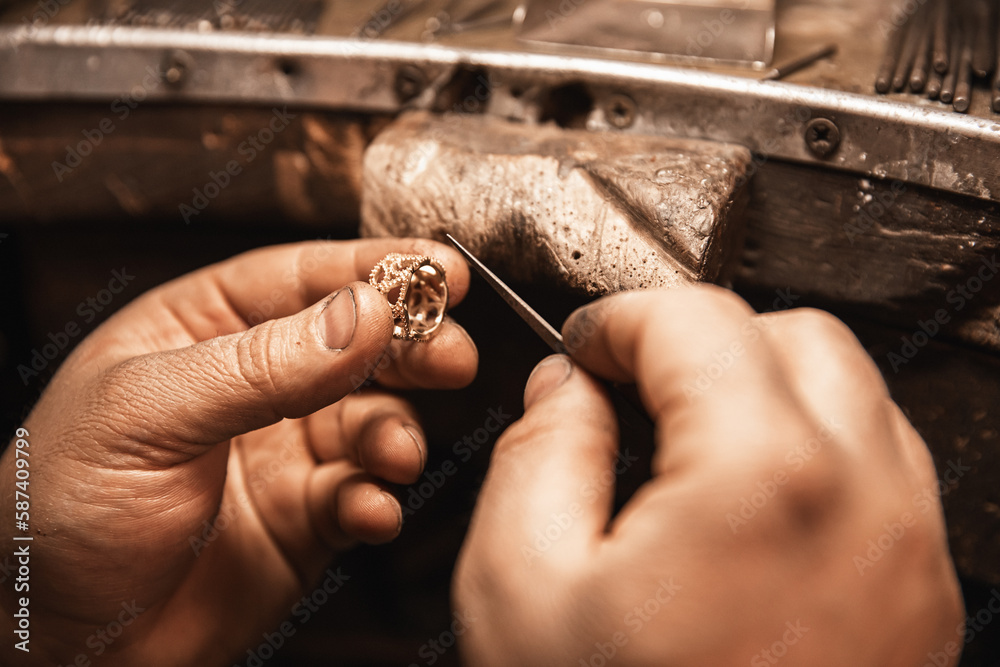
top-left (778, 307), bottom-right (855, 344)
top-left (81, 356), bottom-right (199, 464)
top-left (771, 307), bottom-right (887, 389)
top-left (682, 284), bottom-right (756, 318)
top-left (86, 358), bottom-right (153, 431)
top-left (604, 286), bottom-right (754, 332)
top-left (234, 321), bottom-right (282, 400)
top-left (634, 286), bottom-right (754, 331)
top-left (737, 446), bottom-right (849, 535)
top-left (488, 417), bottom-right (535, 463)
top-left (642, 286), bottom-right (756, 344)
top-left (777, 458), bottom-right (846, 524)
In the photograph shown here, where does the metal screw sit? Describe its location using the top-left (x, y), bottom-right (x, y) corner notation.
top-left (604, 93), bottom-right (636, 129)
top-left (394, 65), bottom-right (427, 104)
top-left (161, 50), bottom-right (194, 88)
top-left (804, 118), bottom-right (841, 158)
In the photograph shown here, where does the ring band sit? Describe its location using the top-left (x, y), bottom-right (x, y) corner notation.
top-left (369, 253), bottom-right (448, 341)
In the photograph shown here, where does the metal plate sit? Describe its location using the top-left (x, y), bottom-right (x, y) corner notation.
top-left (0, 25), bottom-right (999, 203)
top-left (516, 0), bottom-right (776, 67)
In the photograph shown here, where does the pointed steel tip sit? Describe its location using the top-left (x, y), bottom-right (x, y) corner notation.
top-left (444, 234), bottom-right (473, 260)
top-left (441, 231), bottom-right (567, 354)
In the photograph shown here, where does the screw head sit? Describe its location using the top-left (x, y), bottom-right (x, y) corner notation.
top-left (604, 93), bottom-right (637, 129)
top-left (394, 65), bottom-right (427, 104)
top-left (161, 50), bottom-right (194, 88)
top-left (804, 118), bottom-right (841, 158)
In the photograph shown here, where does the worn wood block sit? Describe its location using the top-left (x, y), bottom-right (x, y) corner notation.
top-left (738, 161), bottom-right (1000, 352)
top-left (361, 112), bottom-right (753, 294)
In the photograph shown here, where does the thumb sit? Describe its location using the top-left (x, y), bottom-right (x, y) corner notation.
top-left (465, 355), bottom-right (620, 571)
top-left (96, 282), bottom-right (393, 449)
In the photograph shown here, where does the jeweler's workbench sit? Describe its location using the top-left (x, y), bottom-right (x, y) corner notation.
top-left (0, 1), bottom-right (998, 664)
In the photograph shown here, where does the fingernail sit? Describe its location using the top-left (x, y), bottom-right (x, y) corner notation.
top-left (563, 305), bottom-right (598, 354)
top-left (525, 355), bottom-right (573, 406)
top-left (321, 288), bottom-right (356, 350)
top-left (403, 424), bottom-right (427, 471)
top-left (382, 491), bottom-right (403, 534)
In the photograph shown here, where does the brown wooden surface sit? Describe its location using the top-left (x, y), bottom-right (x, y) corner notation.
top-left (738, 161), bottom-right (1000, 354)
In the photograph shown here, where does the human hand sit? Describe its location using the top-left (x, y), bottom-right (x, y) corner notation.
top-left (0, 239), bottom-right (477, 666)
top-left (454, 286), bottom-right (963, 666)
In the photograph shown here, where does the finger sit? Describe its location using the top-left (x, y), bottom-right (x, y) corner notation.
top-left (142, 238), bottom-right (472, 341)
top-left (888, 404), bottom-right (943, 492)
top-left (466, 355), bottom-right (619, 570)
top-left (562, 287), bottom-right (817, 475)
top-left (306, 392), bottom-right (426, 484)
top-left (758, 308), bottom-right (899, 461)
top-left (369, 319), bottom-right (479, 390)
top-left (306, 462), bottom-right (403, 550)
top-left (92, 282), bottom-right (394, 453)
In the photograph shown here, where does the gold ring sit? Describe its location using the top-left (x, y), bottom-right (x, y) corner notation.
top-left (369, 254), bottom-right (448, 341)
